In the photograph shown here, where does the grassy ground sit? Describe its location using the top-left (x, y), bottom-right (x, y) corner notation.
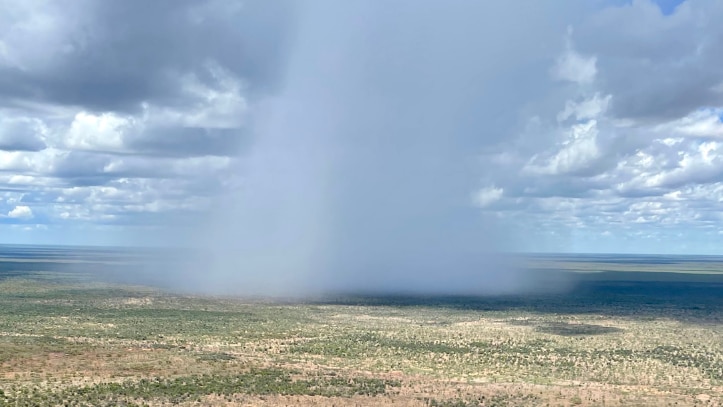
top-left (0, 252), bottom-right (721, 406)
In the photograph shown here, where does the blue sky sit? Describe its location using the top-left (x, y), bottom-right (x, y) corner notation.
top-left (1, 0), bottom-right (723, 256)
top-left (652, 0), bottom-right (687, 14)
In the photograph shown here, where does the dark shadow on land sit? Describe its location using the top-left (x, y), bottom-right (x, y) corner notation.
top-left (506, 319), bottom-right (624, 336)
top-left (311, 273), bottom-right (723, 325)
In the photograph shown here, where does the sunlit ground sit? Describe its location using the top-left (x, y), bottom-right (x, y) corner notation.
top-left (0, 248), bottom-right (721, 406)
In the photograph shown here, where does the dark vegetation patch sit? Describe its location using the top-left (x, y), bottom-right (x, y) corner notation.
top-left (291, 332), bottom-right (471, 357)
top-left (196, 351), bottom-right (235, 362)
top-left (647, 345), bottom-right (723, 380)
top-left (0, 369), bottom-right (400, 406)
top-left (533, 322), bottom-right (623, 336)
top-left (0, 335), bottom-right (83, 363)
top-left (0, 288), bottom-right (311, 343)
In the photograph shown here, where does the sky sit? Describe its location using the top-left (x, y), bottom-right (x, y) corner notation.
top-left (2, 0), bottom-right (723, 256)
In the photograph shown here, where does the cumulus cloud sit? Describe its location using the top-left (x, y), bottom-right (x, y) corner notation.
top-left (525, 120), bottom-right (602, 176)
top-left (7, 205), bottom-right (32, 219)
top-left (65, 112), bottom-right (129, 152)
top-left (662, 108), bottom-right (723, 138)
top-left (473, 186), bottom-right (504, 208)
top-left (552, 30), bottom-right (598, 84)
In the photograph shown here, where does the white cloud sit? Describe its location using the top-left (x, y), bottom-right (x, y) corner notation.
top-left (64, 112), bottom-right (131, 152)
top-left (473, 186), bottom-right (503, 208)
top-left (552, 50), bottom-right (597, 84)
top-left (665, 109), bottom-right (723, 138)
top-left (551, 30), bottom-right (597, 84)
top-left (0, 148), bottom-right (65, 173)
top-left (525, 119), bottom-right (601, 176)
top-left (7, 205), bottom-right (32, 219)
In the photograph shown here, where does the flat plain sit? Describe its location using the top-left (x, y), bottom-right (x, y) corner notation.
top-left (0, 246), bottom-right (721, 406)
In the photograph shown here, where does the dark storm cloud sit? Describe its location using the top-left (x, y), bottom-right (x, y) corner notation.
top-left (574, 0), bottom-right (723, 121)
top-left (126, 127), bottom-right (247, 157)
top-left (0, 120), bottom-right (46, 152)
top-left (0, 0), bottom-right (296, 112)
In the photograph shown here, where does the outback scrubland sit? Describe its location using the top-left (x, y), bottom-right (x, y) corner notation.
top-left (0, 251), bottom-right (721, 406)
